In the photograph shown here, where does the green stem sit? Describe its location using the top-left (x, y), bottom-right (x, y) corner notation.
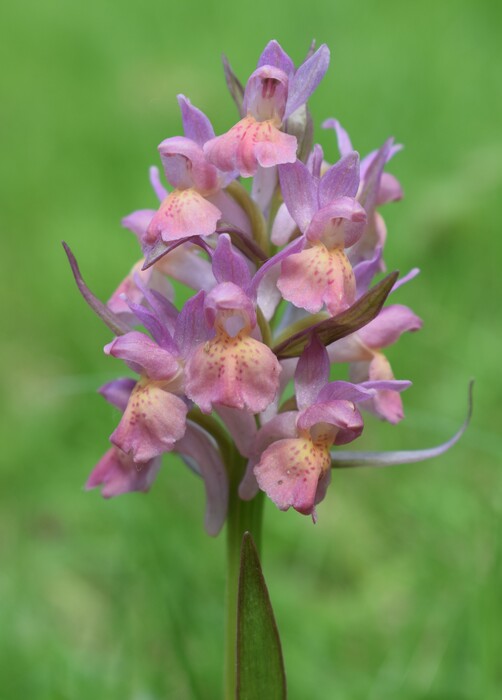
top-left (224, 450), bottom-right (264, 700)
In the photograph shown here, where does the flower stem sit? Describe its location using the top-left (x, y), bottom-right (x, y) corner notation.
top-left (224, 450), bottom-right (264, 700)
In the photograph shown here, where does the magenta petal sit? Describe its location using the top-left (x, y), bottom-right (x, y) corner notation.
top-left (358, 304), bottom-right (423, 349)
top-left (278, 160), bottom-right (317, 233)
top-left (105, 332), bottom-right (180, 380)
top-left (318, 152), bottom-right (360, 206)
top-left (175, 422), bottom-right (227, 536)
top-left (177, 94), bottom-right (215, 147)
top-left (254, 437), bottom-right (331, 515)
top-left (295, 335), bottom-right (330, 410)
top-left (111, 380), bottom-right (187, 461)
top-left (86, 447), bottom-right (161, 498)
top-left (98, 378), bottom-right (136, 411)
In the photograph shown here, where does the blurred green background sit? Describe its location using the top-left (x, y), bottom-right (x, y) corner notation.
top-left (1, 0), bottom-right (501, 698)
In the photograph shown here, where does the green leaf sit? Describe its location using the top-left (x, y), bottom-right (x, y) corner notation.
top-left (272, 270), bottom-right (399, 359)
top-left (236, 533), bottom-right (287, 700)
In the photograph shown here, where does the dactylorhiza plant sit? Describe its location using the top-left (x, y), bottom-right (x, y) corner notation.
top-left (65, 40), bottom-right (471, 699)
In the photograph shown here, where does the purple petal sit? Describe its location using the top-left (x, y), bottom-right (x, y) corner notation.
top-left (278, 160), bottom-right (318, 233)
top-left (212, 234), bottom-right (252, 288)
top-left (318, 152), bottom-right (360, 206)
top-left (332, 383), bottom-right (473, 468)
top-left (149, 166), bottom-right (168, 201)
top-left (270, 202), bottom-right (298, 246)
top-left (353, 246), bottom-right (383, 297)
top-left (175, 422), bottom-right (228, 536)
top-left (63, 242), bottom-right (131, 337)
top-left (158, 136), bottom-right (219, 193)
top-left (297, 400), bottom-right (364, 445)
top-left (98, 378), bottom-right (136, 411)
top-left (105, 332), bottom-right (180, 380)
top-left (248, 237), bottom-right (305, 299)
top-left (174, 290), bottom-right (211, 359)
top-left (392, 268), bottom-right (420, 293)
top-left (122, 209), bottom-right (157, 243)
top-left (257, 40), bottom-right (295, 76)
top-left (285, 44), bottom-right (330, 118)
top-left (177, 94), bottom-right (215, 147)
top-left (126, 300), bottom-right (176, 353)
top-left (316, 380), bottom-right (374, 404)
top-left (295, 335), bottom-right (330, 410)
top-left (306, 198), bottom-right (367, 248)
top-left (358, 304), bottom-right (423, 349)
top-left (322, 118), bottom-right (353, 156)
top-left (377, 172), bottom-right (403, 205)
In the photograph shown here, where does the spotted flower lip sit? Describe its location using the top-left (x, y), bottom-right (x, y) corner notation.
top-left (203, 41), bottom-right (330, 177)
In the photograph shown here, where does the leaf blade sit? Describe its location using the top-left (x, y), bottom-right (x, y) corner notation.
top-left (236, 533), bottom-right (287, 700)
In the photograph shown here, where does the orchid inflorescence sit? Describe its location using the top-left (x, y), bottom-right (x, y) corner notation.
top-left (65, 40), bottom-right (470, 534)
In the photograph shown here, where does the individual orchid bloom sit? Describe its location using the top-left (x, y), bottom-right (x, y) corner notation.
top-left (204, 40), bottom-right (330, 177)
top-left (107, 258), bottom-right (174, 324)
top-left (275, 154), bottom-right (367, 316)
top-left (103, 331), bottom-right (187, 462)
top-left (184, 235), bottom-right (281, 413)
top-left (144, 96), bottom-right (241, 246)
top-left (323, 118), bottom-right (403, 266)
top-left (253, 337), bottom-right (410, 519)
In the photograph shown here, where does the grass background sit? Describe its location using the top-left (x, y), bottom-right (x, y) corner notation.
top-left (1, 0), bottom-right (501, 698)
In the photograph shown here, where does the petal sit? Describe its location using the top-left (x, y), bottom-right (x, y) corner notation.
top-left (254, 437), bottom-right (331, 515)
top-left (212, 234), bottom-right (252, 287)
top-left (357, 304), bottom-right (423, 349)
top-left (326, 333), bottom-right (374, 363)
top-left (285, 44), bottom-right (330, 118)
top-left (297, 400), bottom-right (364, 445)
top-left (177, 94), bottom-right (215, 147)
top-left (158, 136), bottom-right (219, 193)
top-left (278, 160), bottom-right (318, 233)
top-left (243, 66), bottom-right (289, 122)
top-left (331, 383), bottom-right (473, 468)
top-left (174, 290), bottom-right (211, 359)
top-left (377, 172), bottom-right (403, 205)
top-left (111, 379), bottom-right (188, 461)
top-left (175, 422), bottom-right (228, 536)
top-left (306, 198), bottom-right (367, 248)
top-left (105, 332), bottom-right (181, 380)
top-left (86, 447), bottom-right (161, 498)
top-left (204, 116), bottom-right (297, 178)
top-left (155, 242), bottom-right (216, 292)
top-left (257, 40), bottom-right (295, 76)
top-left (322, 118), bottom-right (354, 157)
top-left (215, 406), bottom-right (258, 458)
top-left (277, 244), bottom-right (356, 316)
top-left (121, 209), bottom-right (157, 243)
top-left (295, 335), bottom-right (330, 410)
top-left (185, 334), bottom-right (281, 414)
top-left (351, 353), bottom-right (406, 424)
top-left (107, 260), bottom-right (174, 323)
top-left (318, 152), bottom-right (360, 206)
top-left (149, 166), bottom-right (168, 202)
top-left (270, 201), bottom-right (299, 246)
top-left (146, 189), bottom-right (221, 244)
top-left (98, 377), bottom-right (136, 411)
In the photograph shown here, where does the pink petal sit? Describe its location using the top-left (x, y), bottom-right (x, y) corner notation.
top-left (357, 304), bottom-right (423, 349)
top-left (158, 136), bottom-right (219, 193)
top-left (204, 115), bottom-right (297, 178)
top-left (86, 447), bottom-right (161, 498)
top-left (111, 379), bottom-right (188, 461)
top-left (185, 334), bottom-right (281, 414)
top-left (277, 244), bottom-right (356, 316)
top-left (105, 332), bottom-right (181, 380)
top-left (351, 353), bottom-right (405, 424)
top-left (107, 260), bottom-right (173, 322)
top-left (254, 437), bottom-right (331, 515)
top-left (145, 189), bottom-right (221, 244)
